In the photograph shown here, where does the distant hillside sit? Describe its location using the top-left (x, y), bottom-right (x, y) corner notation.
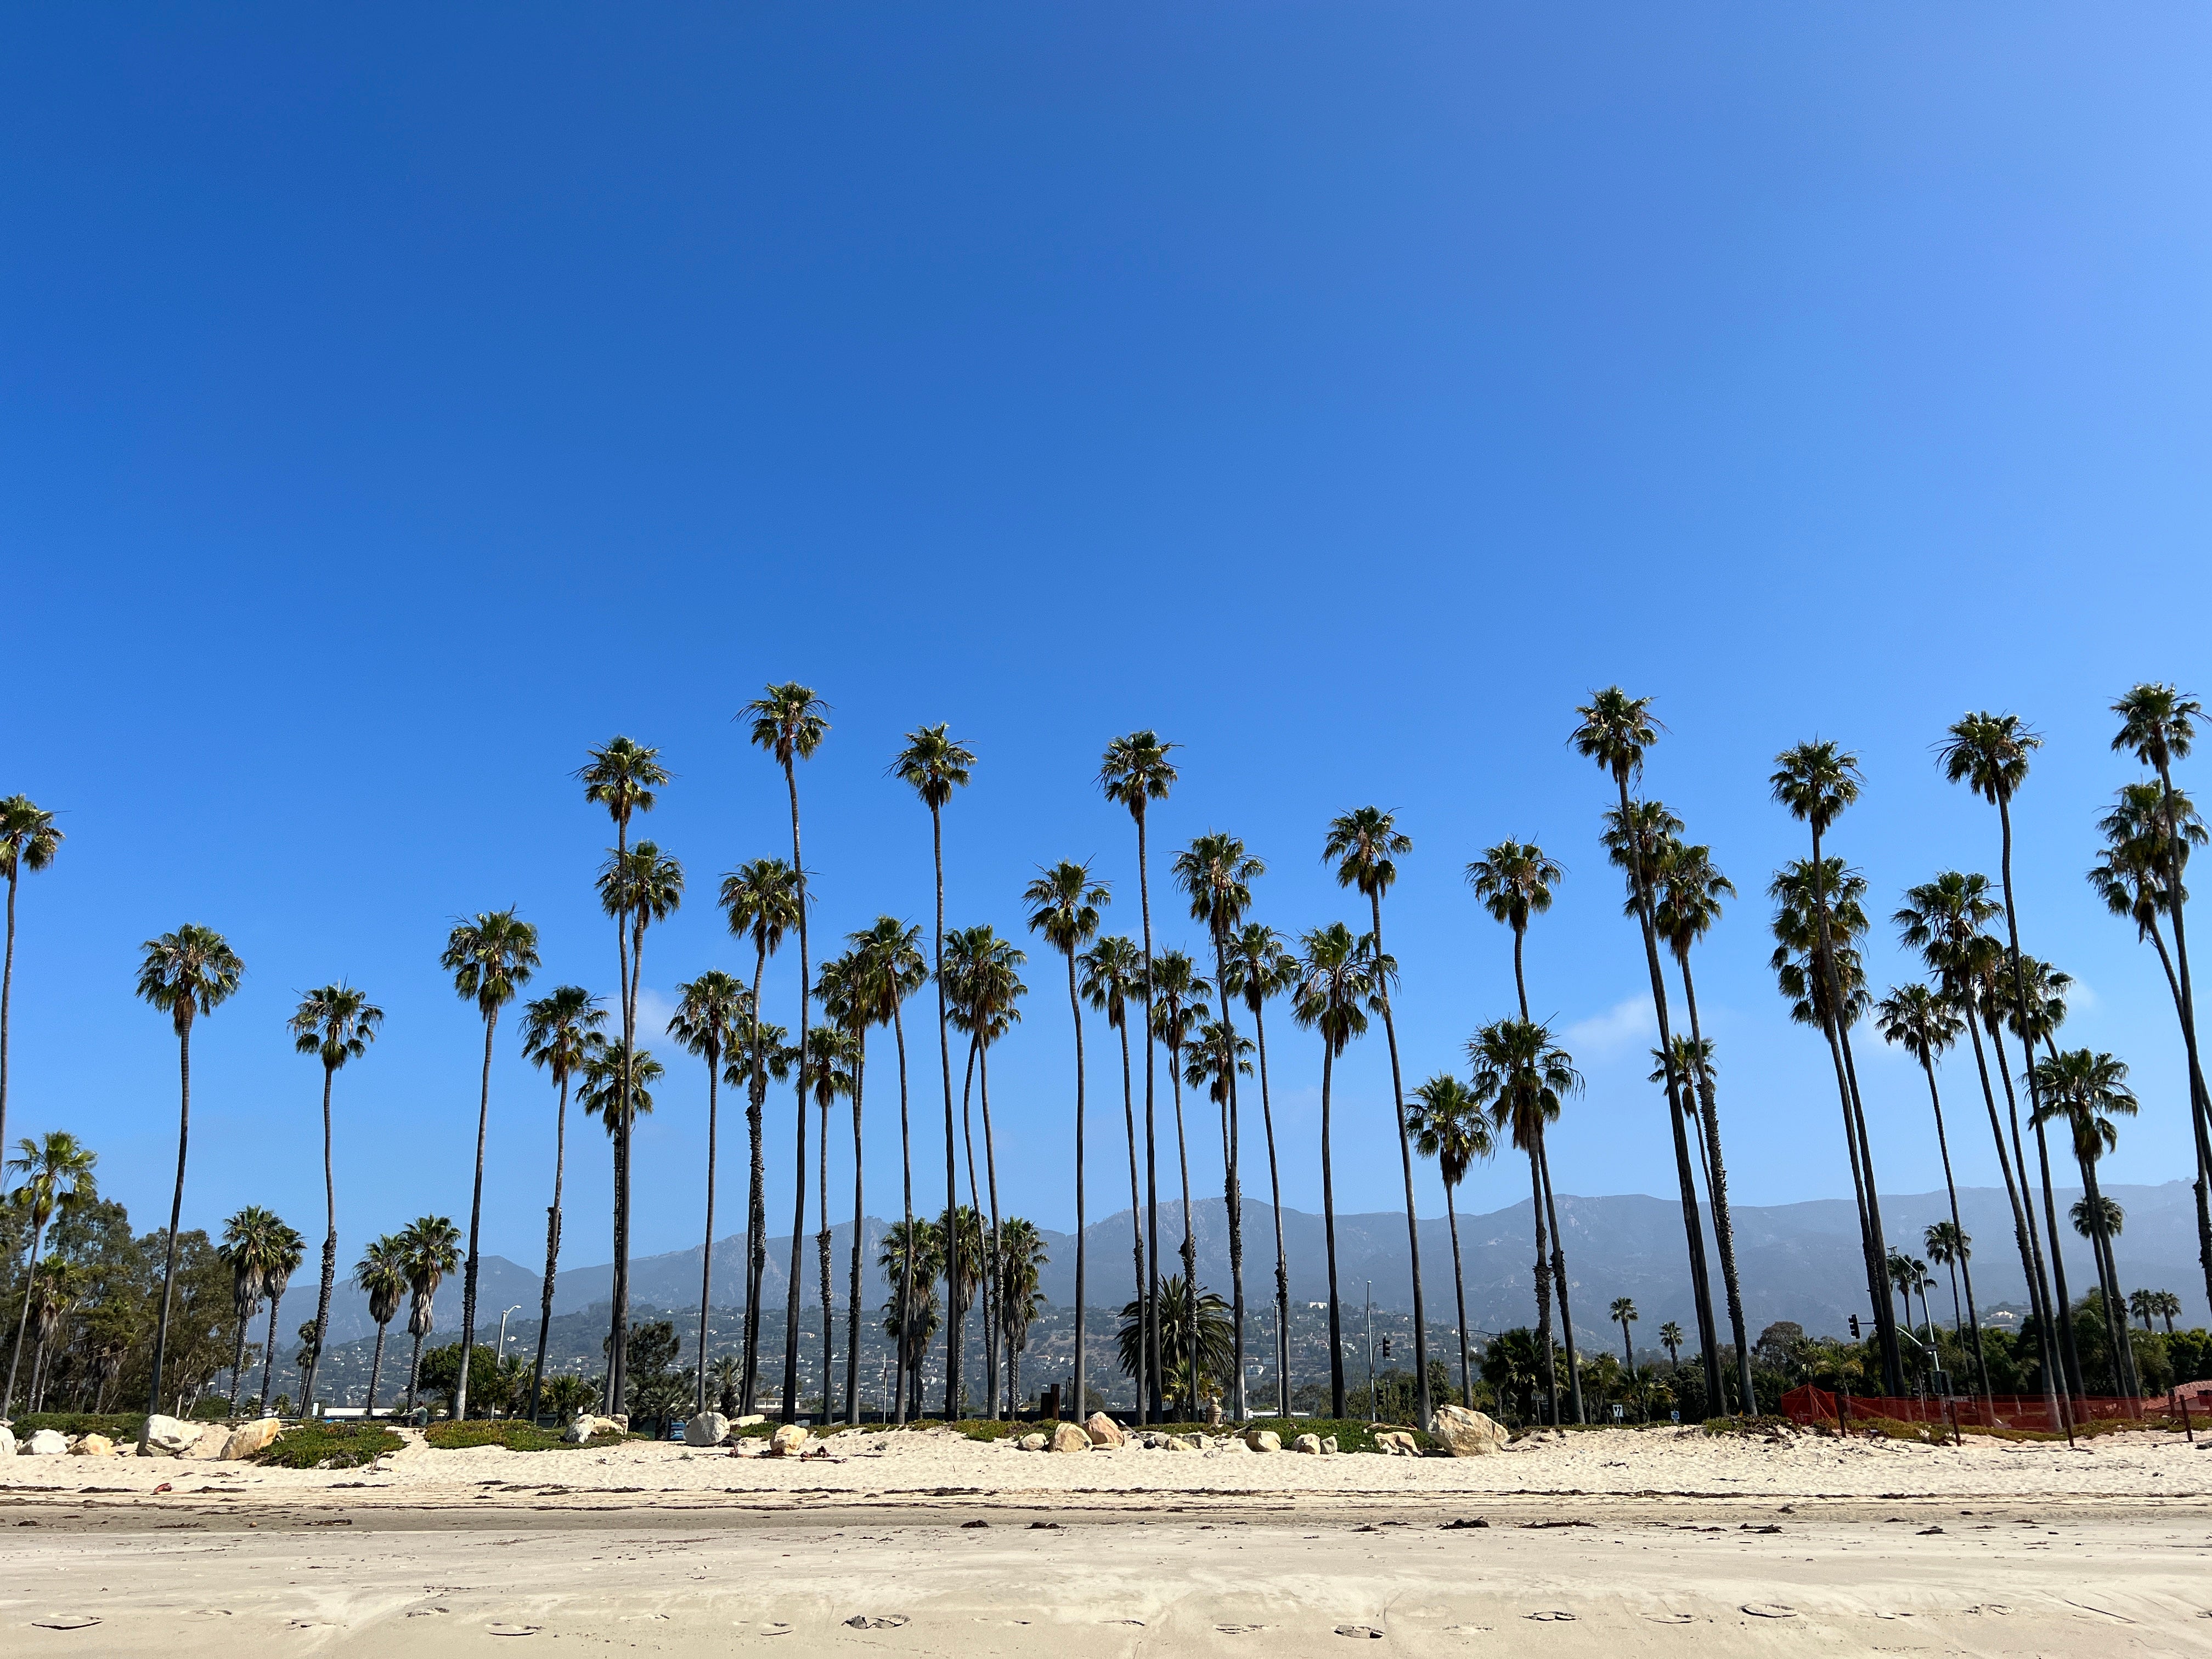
top-left (302, 1182), bottom-right (2204, 1347)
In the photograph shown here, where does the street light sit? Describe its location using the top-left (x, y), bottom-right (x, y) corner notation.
top-left (1365, 1281), bottom-right (1375, 1424)
top-left (496, 1305), bottom-right (524, 1359)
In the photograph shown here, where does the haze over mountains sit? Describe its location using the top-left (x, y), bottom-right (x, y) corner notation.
top-left (309, 1182), bottom-right (2204, 1348)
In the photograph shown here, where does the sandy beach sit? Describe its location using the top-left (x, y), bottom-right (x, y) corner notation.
top-left (6, 1425), bottom-right (2212, 1653)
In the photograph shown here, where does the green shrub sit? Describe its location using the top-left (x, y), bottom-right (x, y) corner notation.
top-left (252, 1424), bottom-right (404, 1469)
top-left (424, 1418), bottom-right (624, 1452)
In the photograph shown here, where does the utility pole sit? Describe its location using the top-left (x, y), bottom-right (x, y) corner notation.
top-left (1364, 1282), bottom-right (1375, 1424)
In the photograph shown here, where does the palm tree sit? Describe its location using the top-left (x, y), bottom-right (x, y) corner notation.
top-left (1876, 983), bottom-right (1991, 1402)
top-left (668, 970), bottom-right (747, 1413)
top-left (1469, 1017), bottom-right (1582, 1424)
top-left (595, 843), bottom-right (683, 1409)
top-left (2128, 1286), bottom-right (2157, 1331)
top-left (217, 1204), bottom-right (275, 1413)
top-left (1148, 947), bottom-right (1209, 1398)
top-left (1322, 806), bottom-right (1432, 1430)
top-left (891, 725), bottom-right (976, 1419)
top-left (2002, 954), bottom-right (2091, 1400)
top-left (399, 1215), bottom-right (461, 1413)
top-left (2032, 1048), bottom-right (2141, 1398)
top-left (1610, 1297), bottom-right (1639, 1412)
top-left (518, 986), bottom-right (604, 1421)
top-left (1221, 922), bottom-right (1300, 1415)
top-left (2158, 1288), bottom-right (2182, 1333)
top-left (3, 1131), bottom-right (95, 1417)
top-left (1290, 919), bottom-right (1377, 1419)
top-left (718, 856), bottom-right (800, 1412)
top-left (1466, 838), bottom-right (1590, 1419)
top-left (1115, 1274), bottom-right (1232, 1421)
top-left (1407, 1074), bottom-right (1494, 1407)
top-left (1923, 1221), bottom-right (1970, 1334)
top-left (1099, 730), bottom-right (1177, 1421)
top-left (284, 983), bottom-right (382, 1409)
top-left (1646, 836), bottom-right (1757, 1415)
top-left (817, 944), bottom-right (884, 1426)
top-left (1573, 690), bottom-right (1723, 1416)
top-left (576, 737), bottom-right (668, 1417)
top-left (1660, 1321), bottom-right (1683, 1370)
top-left (879, 1216), bottom-right (944, 1413)
top-left (439, 907), bottom-right (539, 1420)
top-left (354, 1234), bottom-right (408, 1416)
top-left (749, 683), bottom-right (830, 1424)
top-left (0, 796), bottom-right (61, 1160)
top-left (995, 1217), bottom-right (1049, 1413)
top-left (1172, 833), bottom-right (1263, 1421)
top-left (943, 924), bottom-right (1025, 1415)
top-left (1079, 932), bottom-right (1148, 1412)
top-left (1895, 876), bottom-right (2056, 1348)
top-left (1186, 1013), bottom-right (1256, 1391)
top-left (1024, 860), bottom-right (1108, 1425)
top-left (255, 1216), bottom-right (305, 1416)
top-left (135, 923), bottom-right (244, 1419)
top-left (799, 1014), bottom-right (860, 1420)
top-left (849, 916), bottom-right (927, 1421)
top-left (2111, 686), bottom-right (2212, 1313)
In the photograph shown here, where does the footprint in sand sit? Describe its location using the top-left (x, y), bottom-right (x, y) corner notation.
top-left (1215, 1624), bottom-right (1264, 1634)
top-left (1742, 1604), bottom-right (1798, 1619)
top-left (844, 1616), bottom-right (910, 1630)
top-left (486, 1625), bottom-right (540, 1637)
top-left (1526, 1611), bottom-right (1577, 1622)
top-left (32, 1616), bottom-right (101, 1630)
top-left (1334, 1626), bottom-right (1384, 1639)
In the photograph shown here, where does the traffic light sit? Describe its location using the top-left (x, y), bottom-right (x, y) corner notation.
top-left (1380, 1338), bottom-right (1393, 1360)
top-left (1848, 1314), bottom-right (1861, 1339)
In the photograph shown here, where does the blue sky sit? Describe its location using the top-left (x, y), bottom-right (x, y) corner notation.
top-left (6, 6), bottom-right (2210, 1279)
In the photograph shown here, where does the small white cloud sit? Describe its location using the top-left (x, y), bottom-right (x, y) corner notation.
top-left (635, 986), bottom-right (679, 1040)
top-left (1565, 996), bottom-right (1656, 1059)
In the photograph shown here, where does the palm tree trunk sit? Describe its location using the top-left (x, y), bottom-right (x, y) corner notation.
top-left (303, 1064), bottom-right (337, 1410)
top-left (780, 756), bottom-right (810, 1424)
top-left (1065, 950), bottom-right (1090, 1425)
top-left (1250, 999), bottom-right (1291, 1418)
top-left (258, 1286), bottom-right (285, 1415)
top-left (1837, 1024), bottom-right (1905, 1395)
top-left (1207, 934), bottom-right (1246, 1422)
top-left (818, 1087), bottom-right (834, 1420)
top-left (1167, 1047), bottom-right (1196, 1415)
top-left (1677, 956), bottom-right (1757, 1414)
top-left (959, 1035), bottom-right (985, 1414)
top-left (932, 803), bottom-right (963, 1423)
top-left (980, 1041), bottom-right (1007, 1418)
top-left (2141, 916), bottom-right (2212, 1321)
top-left (1136, 807), bottom-right (1163, 1425)
top-left (893, 1003), bottom-right (914, 1425)
top-left (1620, 778), bottom-right (1725, 1413)
top-left (845, 1038), bottom-right (866, 1424)
top-left (1917, 1055), bottom-right (1991, 1405)
top-left (407, 1325), bottom-right (425, 1412)
top-left (1962, 1005), bottom-right (2063, 1418)
top-left (146, 1019), bottom-right (194, 1421)
top-left (367, 1323), bottom-right (387, 1418)
top-left (227, 1296), bottom-right (250, 1418)
top-left (4, 1220), bottom-right (46, 1418)
top-left (742, 940), bottom-right (769, 1417)
top-left (2154, 757), bottom-right (2212, 1318)
top-left (1116, 1014), bottom-right (1144, 1416)
top-left (2029, 1109), bottom-right (2086, 1395)
top-left (606, 818), bottom-right (631, 1416)
top-left (2076, 1149), bottom-right (2137, 1396)
top-left (528, 1073), bottom-right (569, 1424)
top-left (1527, 1148), bottom-right (1558, 1424)
top-left (1821, 1012), bottom-right (1887, 1376)
top-left (456, 1013), bottom-right (495, 1421)
top-left (1534, 1136), bottom-right (1583, 1421)
top-left (1987, 1016), bottom-right (2080, 1399)
top-left (1445, 1183), bottom-right (1470, 1407)
top-left (697, 1045), bottom-right (721, 1416)
top-left (1320, 1043), bottom-right (1345, 1419)
top-left (0, 868), bottom-right (16, 1159)
top-left (1364, 893), bottom-right (1432, 1430)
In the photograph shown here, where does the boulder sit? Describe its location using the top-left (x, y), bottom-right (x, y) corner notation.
top-left (1205, 1399), bottom-right (1225, 1427)
top-left (219, 1418), bottom-right (285, 1460)
top-left (69, 1434), bottom-right (117, 1457)
top-left (1293, 1432), bottom-right (1323, 1455)
top-left (1321, 1435), bottom-right (1339, 1455)
top-left (0, 1424), bottom-right (15, 1457)
top-left (1244, 1427), bottom-right (1282, 1454)
top-left (1084, 1412), bottom-right (1124, 1448)
top-left (601, 1413), bottom-right (630, 1434)
top-left (1019, 1433), bottom-right (1048, 1451)
top-left (562, 1415), bottom-right (600, 1444)
top-left (1164, 1434), bottom-right (1200, 1452)
top-left (1374, 1430), bottom-right (1419, 1457)
top-left (25, 1428), bottom-right (68, 1455)
top-left (184, 1424), bottom-right (232, 1459)
top-left (139, 1414), bottom-right (200, 1457)
top-left (683, 1412), bottom-right (731, 1448)
top-left (769, 1424), bottom-right (809, 1457)
top-left (1428, 1404), bottom-right (1511, 1458)
top-left (732, 1413), bottom-right (765, 1428)
top-left (1050, 1423), bottom-right (1090, 1454)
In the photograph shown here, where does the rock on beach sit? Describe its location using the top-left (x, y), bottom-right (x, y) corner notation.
top-left (1429, 1404), bottom-right (1511, 1457)
top-left (683, 1412), bottom-right (730, 1447)
top-left (219, 1418), bottom-right (284, 1460)
top-left (1084, 1412), bottom-right (1124, 1448)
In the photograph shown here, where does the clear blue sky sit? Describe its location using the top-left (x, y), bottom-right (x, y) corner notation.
top-left (7, 7), bottom-right (2210, 1278)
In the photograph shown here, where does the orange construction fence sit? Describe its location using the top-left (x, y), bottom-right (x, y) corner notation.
top-left (1778, 1384), bottom-right (2170, 1435)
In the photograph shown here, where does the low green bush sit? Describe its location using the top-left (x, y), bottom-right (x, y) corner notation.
top-left (424, 1419), bottom-right (624, 1452)
top-left (252, 1423), bottom-right (404, 1469)
top-left (10, 1412), bottom-right (147, 1441)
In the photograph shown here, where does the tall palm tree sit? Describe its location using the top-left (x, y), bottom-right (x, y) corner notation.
top-left (995, 1217), bottom-right (1049, 1413)
top-left (399, 1215), bottom-right (461, 1413)
top-left (1099, 730), bottom-right (1177, 1421)
top-left (2000, 950), bottom-right (2095, 1403)
top-left (217, 1204), bottom-right (275, 1414)
top-left (1895, 873), bottom-right (2064, 1416)
top-left (1186, 1011), bottom-right (1255, 1391)
top-left (799, 1014), bottom-right (860, 1419)
top-left (1407, 1074), bottom-right (1494, 1408)
top-left (3, 1130), bottom-right (95, 1417)
top-left (891, 724), bottom-right (975, 1419)
top-left (354, 1234), bottom-right (408, 1417)
top-left (1645, 836), bottom-right (1757, 1414)
top-left (1148, 947), bottom-right (1209, 1396)
top-left (1769, 741), bottom-right (1903, 1397)
top-left (943, 923), bottom-right (1025, 1414)
top-left (2112, 686), bottom-right (2212, 1313)
top-left (1024, 861), bottom-right (1108, 1425)
top-left (849, 916), bottom-right (927, 1420)
top-left (285, 982), bottom-right (383, 1409)
top-left (1322, 806), bottom-right (1431, 1429)
top-left (1079, 932), bottom-right (1148, 1412)
top-left (1221, 921), bottom-right (1300, 1415)
top-left (1573, 691), bottom-right (1723, 1415)
top-left (1610, 1297), bottom-right (1639, 1409)
top-left (255, 1216), bottom-right (305, 1416)
top-left (1923, 1221), bottom-right (1970, 1336)
top-left (135, 922), bottom-right (244, 1420)
top-left (0, 796), bottom-right (61, 1160)
top-left (668, 970), bottom-right (747, 1412)
top-left (518, 986), bottom-right (604, 1421)
top-left (749, 682), bottom-right (830, 1424)
top-left (936, 1203), bottom-right (987, 1414)
top-left (719, 856), bottom-right (800, 1412)
top-left (1876, 981), bottom-right (1991, 1402)
top-left (2032, 1047), bottom-right (2141, 1397)
top-left (1290, 919), bottom-right (1376, 1419)
top-left (815, 950), bottom-right (878, 1425)
top-left (576, 737), bottom-right (668, 1418)
top-left (1469, 1017), bottom-right (1582, 1424)
top-left (1172, 833), bottom-right (1262, 1421)
top-left (438, 907), bottom-right (538, 1420)
top-left (1466, 838), bottom-right (1589, 1418)
top-left (879, 1215), bottom-right (944, 1415)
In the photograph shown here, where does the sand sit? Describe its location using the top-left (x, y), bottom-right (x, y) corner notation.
top-left (6, 1425), bottom-right (2211, 1653)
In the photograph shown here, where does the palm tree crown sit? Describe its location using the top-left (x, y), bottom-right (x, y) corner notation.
top-left (521, 986), bottom-right (606, 1083)
top-left (1323, 807), bottom-right (1410, 902)
top-left (1098, 731), bottom-right (1178, 820)
top-left (1465, 839), bottom-right (1564, 933)
top-left (440, 909), bottom-right (539, 1020)
top-left (747, 683), bottom-right (831, 766)
top-left (890, 724), bottom-right (974, 810)
top-left (2112, 683), bottom-right (2200, 772)
top-left (1937, 712), bottom-right (2041, 806)
top-left (136, 924), bottom-right (245, 1035)
top-left (288, 983), bottom-right (383, 1070)
top-left (1571, 687), bottom-right (1661, 786)
top-left (1407, 1075), bottom-right (1493, 1187)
